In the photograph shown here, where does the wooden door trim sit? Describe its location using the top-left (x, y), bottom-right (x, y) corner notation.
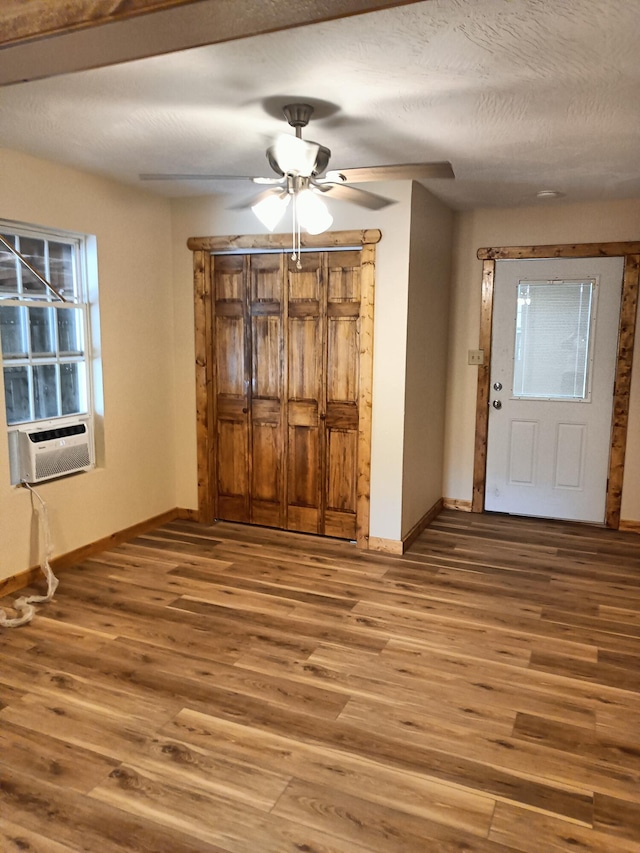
top-left (356, 242), bottom-right (376, 548)
top-left (188, 230), bottom-right (382, 252)
top-left (191, 230), bottom-right (381, 548)
top-left (472, 259), bottom-right (495, 515)
top-left (473, 243), bottom-right (640, 528)
top-left (193, 248), bottom-right (214, 523)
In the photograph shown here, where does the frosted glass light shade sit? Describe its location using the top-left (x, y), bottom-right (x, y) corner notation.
top-left (251, 193), bottom-right (290, 231)
top-left (296, 190), bottom-right (333, 235)
top-left (271, 134), bottom-right (320, 177)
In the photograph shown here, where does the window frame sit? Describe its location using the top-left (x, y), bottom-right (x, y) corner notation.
top-left (0, 219), bottom-right (94, 429)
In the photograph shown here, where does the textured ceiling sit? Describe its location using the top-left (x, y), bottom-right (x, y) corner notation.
top-left (0, 0), bottom-right (639, 210)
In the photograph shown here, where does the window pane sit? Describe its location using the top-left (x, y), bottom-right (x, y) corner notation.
top-left (0, 306), bottom-right (27, 358)
top-left (19, 236), bottom-right (47, 296)
top-left (33, 364), bottom-right (59, 419)
top-left (513, 280), bottom-right (594, 400)
top-left (0, 235), bottom-right (19, 295)
top-left (49, 242), bottom-right (75, 299)
top-left (4, 365), bottom-right (30, 424)
top-left (29, 307), bottom-right (56, 356)
top-left (0, 223), bottom-right (92, 435)
top-left (57, 307), bottom-right (84, 355)
top-left (60, 363), bottom-right (85, 415)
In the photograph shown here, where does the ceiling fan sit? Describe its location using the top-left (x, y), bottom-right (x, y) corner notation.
top-left (140, 102), bottom-right (454, 261)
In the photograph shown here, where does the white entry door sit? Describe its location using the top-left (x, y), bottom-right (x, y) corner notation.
top-left (485, 257), bottom-right (624, 523)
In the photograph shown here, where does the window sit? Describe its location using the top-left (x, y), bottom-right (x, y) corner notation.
top-left (512, 279), bottom-right (597, 401)
top-left (0, 223), bottom-right (92, 426)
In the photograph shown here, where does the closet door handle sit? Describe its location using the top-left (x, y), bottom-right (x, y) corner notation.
top-left (242, 407), bottom-right (248, 414)
top-left (320, 413), bottom-right (326, 420)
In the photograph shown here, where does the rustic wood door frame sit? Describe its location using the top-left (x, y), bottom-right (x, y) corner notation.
top-left (472, 242), bottom-right (640, 528)
top-left (188, 229), bottom-right (381, 549)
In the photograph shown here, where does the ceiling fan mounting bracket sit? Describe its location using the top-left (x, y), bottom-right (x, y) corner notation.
top-left (282, 103), bottom-right (314, 132)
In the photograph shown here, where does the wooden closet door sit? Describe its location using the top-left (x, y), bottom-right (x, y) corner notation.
top-left (213, 254), bottom-right (250, 522)
top-left (287, 253), bottom-right (324, 534)
top-left (211, 247), bottom-right (365, 540)
top-left (249, 254), bottom-right (286, 528)
top-left (285, 250), bottom-right (361, 539)
top-left (324, 250), bottom-right (361, 539)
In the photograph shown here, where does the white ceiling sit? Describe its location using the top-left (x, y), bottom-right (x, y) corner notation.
top-left (1, 0), bottom-right (639, 210)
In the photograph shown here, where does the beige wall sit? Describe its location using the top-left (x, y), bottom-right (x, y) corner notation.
top-left (170, 182), bottom-right (414, 542)
top-left (5, 148), bottom-right (637, 585)
top-left (444, 198), bottom-right (640, 522)
top-left (0, 149), bottom-right (176, 581)
top-left (401, 182), bottom-right (453, 536)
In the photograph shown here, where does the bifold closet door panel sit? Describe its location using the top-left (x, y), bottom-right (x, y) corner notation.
top-left (249, 254), bottom-right (285, 528)
top-left (324, 251), bottom-right (361, 539)
top-left (287, 253), bottom-right (323, 533)
top-left (213, 254), bottom-right (250, 522)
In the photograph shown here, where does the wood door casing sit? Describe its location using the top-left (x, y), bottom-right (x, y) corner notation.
top-left (190, 229), bottom-right (381, 549)
top-left (473, 243), bottom-right (640, 528)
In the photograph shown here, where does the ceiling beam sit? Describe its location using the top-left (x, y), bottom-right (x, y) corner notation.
top-left (0, 0), bottom-right (206, 47)
top-left (0, 0), bottom-right (430, 86)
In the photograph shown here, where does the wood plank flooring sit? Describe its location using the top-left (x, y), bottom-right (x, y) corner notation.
top-left (2, 509), bottom-right (640, 851)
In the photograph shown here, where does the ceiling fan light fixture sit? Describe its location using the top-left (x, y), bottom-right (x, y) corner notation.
top-left (252, 192), bottom-right (290, 231)
top-left (296, 189), bottom-right (333, 235)
top-left (270, 134), bottom-right (320, 177)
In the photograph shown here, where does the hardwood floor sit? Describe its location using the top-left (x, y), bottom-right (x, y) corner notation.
top-left (2, 509), bottom-right (640, 851)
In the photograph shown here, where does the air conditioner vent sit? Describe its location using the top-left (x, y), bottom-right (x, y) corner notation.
top-left (27, 423), bottom-right (87, 443)
top-left (35, 442), bottom-right (91, 481)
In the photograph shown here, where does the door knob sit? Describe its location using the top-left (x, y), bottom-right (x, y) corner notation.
top-left (492, 400), bottom-right (502, 410)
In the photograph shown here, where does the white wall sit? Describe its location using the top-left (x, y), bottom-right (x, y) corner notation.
top-left (401, 182), bottom-right (453, 536)
top-left (444, 198), bottom-right (640, 522)
top-left (0, 149), bottom-right (176, 581)
top-left (170, 182), bottom-right (413, 541)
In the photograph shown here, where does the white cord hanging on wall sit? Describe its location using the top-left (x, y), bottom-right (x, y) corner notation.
top-left (0, 482), bottom-right (59, 628)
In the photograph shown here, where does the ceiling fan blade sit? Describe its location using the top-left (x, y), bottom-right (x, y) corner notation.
top-left (317, 182), bottom-right (393, 211)
top-left (228, 187), bottom-right (283, 211)
top-left (325, 161), bottom-right (455, 183)
top-left (139, 173), bottom-right (259, 181)
top-left (252, 177), bottom-right (287, 185)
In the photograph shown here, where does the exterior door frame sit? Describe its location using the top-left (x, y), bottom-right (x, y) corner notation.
top-left (188, 229), bottom-right (381, 549)
top-left (472, 241), bottom-right (640, 528)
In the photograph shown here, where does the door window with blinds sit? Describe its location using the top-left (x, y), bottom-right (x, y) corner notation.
top-left (0, 223), bottom-right (91, 425)
top-left (512, 279), bottom-right (597, 401)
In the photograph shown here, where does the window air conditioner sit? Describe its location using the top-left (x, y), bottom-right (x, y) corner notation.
top-left (14, 416), bottom-right (94, 484)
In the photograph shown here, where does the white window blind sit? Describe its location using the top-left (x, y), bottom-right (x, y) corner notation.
top-left (513, 280), bottom-right (596, 401)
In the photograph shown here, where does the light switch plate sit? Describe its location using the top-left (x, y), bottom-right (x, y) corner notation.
top-left (468, 349), bottom-right (484, 365)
